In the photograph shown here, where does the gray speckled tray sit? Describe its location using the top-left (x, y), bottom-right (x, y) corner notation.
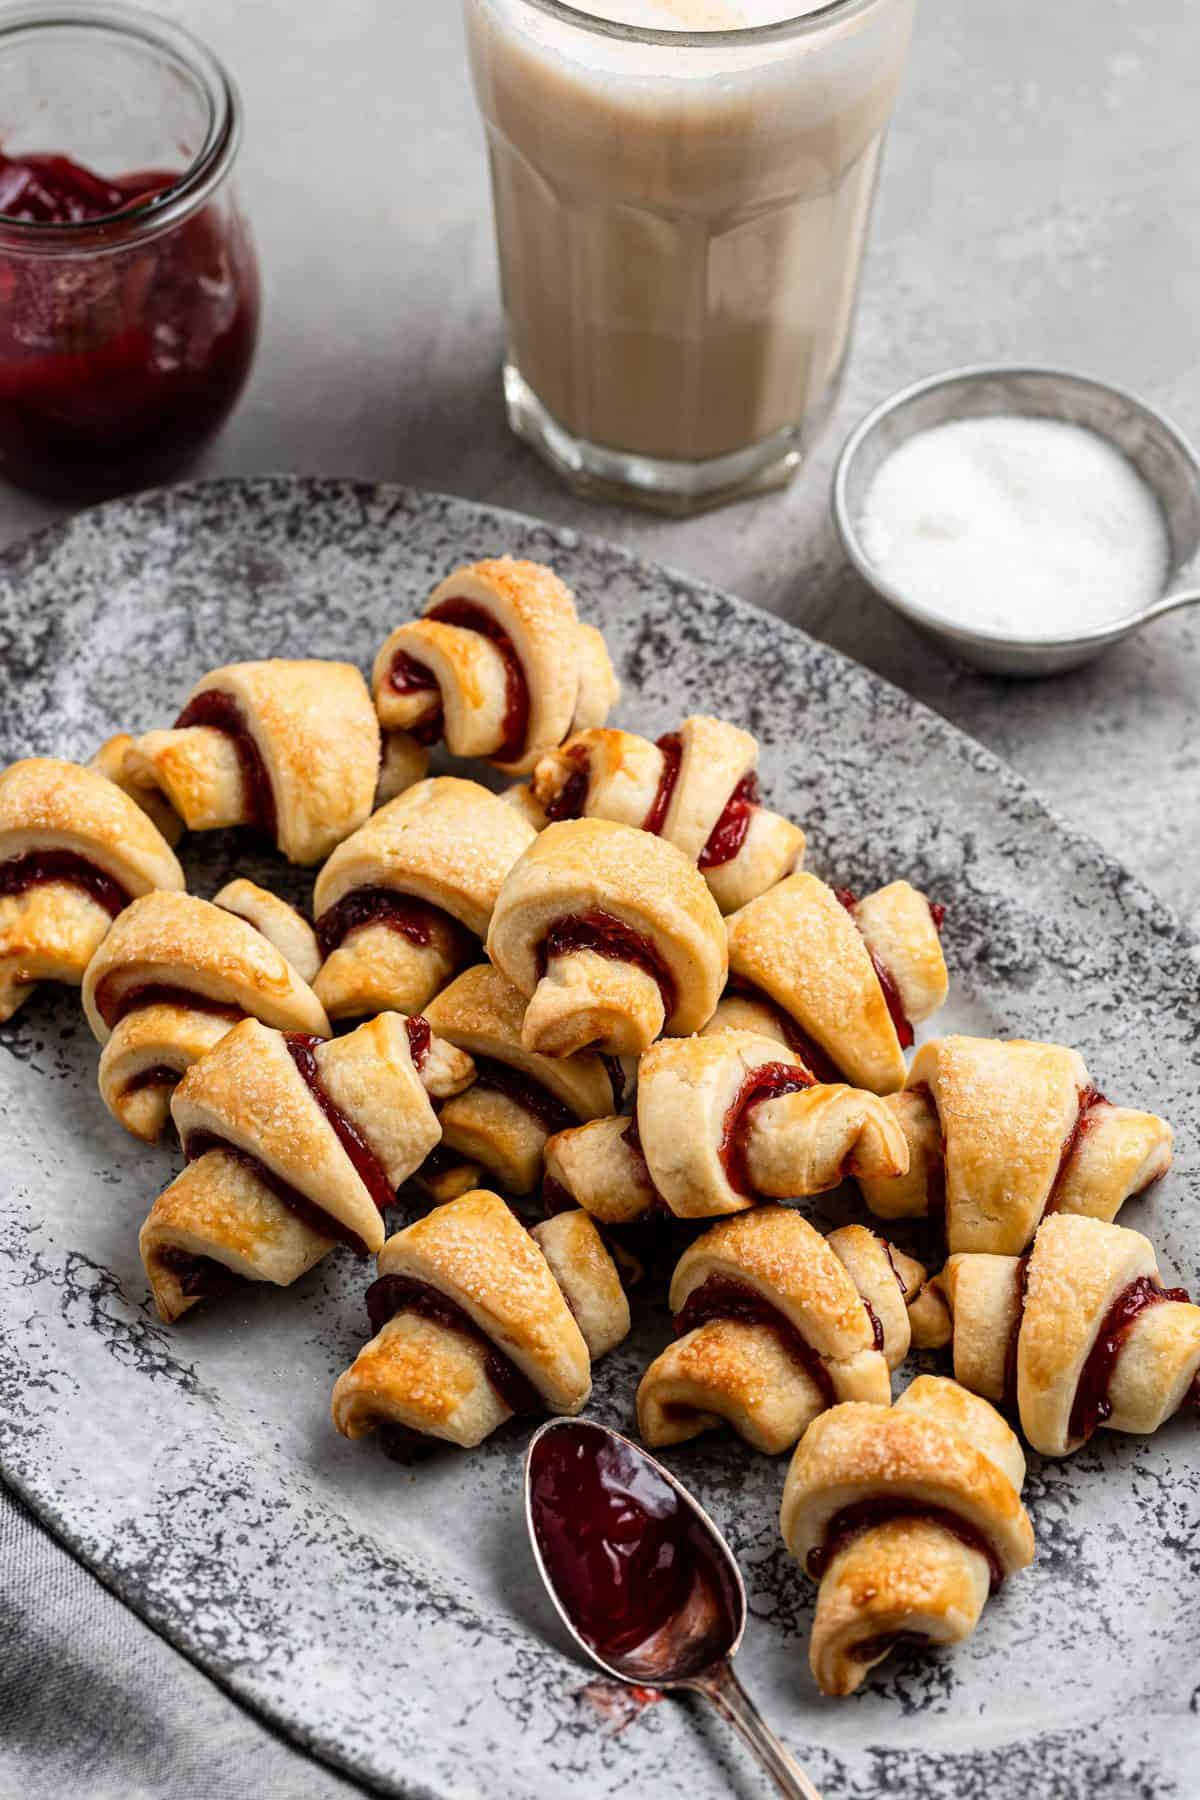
top-left (0, 477), bottom-right (1196, 1800)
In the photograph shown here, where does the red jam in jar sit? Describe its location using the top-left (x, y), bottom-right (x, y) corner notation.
top-left (0, 152), bottom-right (258, 498)
top-left (0, 11), bottom-right (258, 499)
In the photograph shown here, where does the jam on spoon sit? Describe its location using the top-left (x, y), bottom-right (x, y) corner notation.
top-left (525, 1419), bottom-right (823, 1799)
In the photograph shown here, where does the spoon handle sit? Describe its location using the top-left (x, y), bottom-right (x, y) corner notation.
top-left (686, 1660), bottom-right (824, 1800)
top-left (1146, 587), bottom-right (1200, 625)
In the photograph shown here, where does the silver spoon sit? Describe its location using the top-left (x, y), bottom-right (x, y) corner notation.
top-left (834, 363), bottom-right (1200, 677)
top-left (524, 1416), bottom-right (823, 1800)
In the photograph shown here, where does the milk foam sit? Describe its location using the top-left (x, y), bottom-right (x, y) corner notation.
top-left (573, 0), bottom-right (829, 28)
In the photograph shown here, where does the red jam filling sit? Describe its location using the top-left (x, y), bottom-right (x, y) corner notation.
top-left (620, 1111), bottom-right (672, 1217)
top-left (880, 1236), bottom-right (909, 1296)
top-left (808, 1498), bottom-right (1004, 1593)
top-left (0, 154), bottom-right (258, 501)
top-left (1002, 1253), bottom-right (1032, 1416)
top-left (538, 908), bottom-right (677, 1021)
top-left (470, 1054), bottom-right (579, 1136)
top-left (718, 1060), bottom-right (815, 1198)
top-left (1044, 1086), bottom-right (1108, 1214)
top-left (722, 977), bottom-right (843, 1086)
top-left (1068, 1274), bottom-right (1192, 1445)
top-left (94, 977), bottom-right (243, 1032)
top-left (385, 652), bottom-right (443, 747)
top-left (863, 1297), bottom-right (885, 1354)
top-left (0, 848), bottom-right (130, 918)
top-left (849, 1629), bottom-right (930, 1665)
top-left (542, 1175), bottom-right (576, 1217)
top-left (121, 1063), bottom-right (182, 1098)
top-left (174, 688), bottom-right (277, 842)
top-left (699, 771), bottom-right (761, 871)
top-left (643, 733), bottom-right (683, 836)
top-left (929, 902), bottom-right (946, 934)
top-left (284, 1034), bottom-right (395, 1217)
top-left (527, 1420), bottom-right (741, 1679)
top-left (405, 1014), bottom-right (432, 1072)
top-left (366, 1272), bottom-right (540, 1417)
top-left (835, 887), bottom-right (914, 1050)
top-left (601, 1054), bottom-right (626, 1111)
top-left (544, 753), bottom-right (590, 824)
top-left (183, 1130), bottom-right (369, 1254)
top-left (674, 1272), bottom-right (836, 1409)
top-left (389, 597), bottom-right (530, 763)
top-left (314, 887), bottom-right (472, 962)
top-left (907, 1080), bottom-right (947, 1242)
top-left (154, 1242), bottom-right (247, 1300)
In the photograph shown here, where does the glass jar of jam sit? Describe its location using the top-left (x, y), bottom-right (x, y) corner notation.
top-left (0, 2), bottom-right (260, 500)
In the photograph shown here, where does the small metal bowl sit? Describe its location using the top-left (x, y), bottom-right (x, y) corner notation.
top-left (833, 364), bottom-right (1200, 677)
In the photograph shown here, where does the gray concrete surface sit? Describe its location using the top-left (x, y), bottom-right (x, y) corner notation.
top-left (2, 0), bottom-right (1195, 927)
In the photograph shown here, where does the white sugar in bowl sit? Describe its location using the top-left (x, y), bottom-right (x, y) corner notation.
top-left (833, 366), bottom-right (1200, 677)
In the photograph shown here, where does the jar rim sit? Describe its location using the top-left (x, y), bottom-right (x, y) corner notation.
top-left (0, 0), bottom-right (241, 253)
top-left (498, 0), bottom-right (890, 48)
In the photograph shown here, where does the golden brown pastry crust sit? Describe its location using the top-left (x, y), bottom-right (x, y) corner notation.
top-left (312, 776), bottom-right (537, 1020)
top-left (331, 1191), bottom-right (628, 1449)
top-left (89, 734), bottom-right (184, 844)
top-left (124, 660), bottom-right (380, 865)
top-left (531, 716), bottom-right (804, 915)
top-left (82, 891), bottom-right (329, 1141)
top-left (142, 1014), bottom-right (473, 1319)
top-left (859, 1037), bottom-right (1174, 1255)
top-left (542, 1115), bottom-right (657, 1226)
top-left (530, 1210), bottom-right (631, 1361)
top-left (372, 558), bottom-right (618, 776)
top-left (725, 873), bottom-right (945, 1095)
top-left (375, 730), bottom-right (430, 807)
top-left (141, 1149), bottom-right (335, 1323)
top-left (638, 1209), bottom-right (911, 1454)
top-left (941, 1214), bottom-right (1200, 1455)
top-left (0, 756), bottom-right (185, 1021)
top-left (212, 878), bottom-right (322, 985)
top-left (143, 1012), bottom-right (473, 1322)
top-left (544, 1031), bottom-right (907, 1223)
top-left (423, 964), bottom-right (616, 1195)
top-left (487, 817), bottom-right (728, 1056)
top-left (781, 1376), bottom-right (1034, 1696)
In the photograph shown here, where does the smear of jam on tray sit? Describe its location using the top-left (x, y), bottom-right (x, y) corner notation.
top-left (0, 151), bottom-right (258, 499)
top-left (528, 1421), bottom-right (740, 1681)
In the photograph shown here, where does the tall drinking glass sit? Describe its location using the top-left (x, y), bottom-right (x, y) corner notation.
top-left (464, 0), bottom-right (916, 515)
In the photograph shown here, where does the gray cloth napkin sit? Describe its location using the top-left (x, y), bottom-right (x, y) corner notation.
top-left (0, 1481), bottom-right (369, 1799)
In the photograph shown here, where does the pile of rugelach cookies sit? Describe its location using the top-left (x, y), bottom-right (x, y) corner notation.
top-left (1, 554), bottom-right (1195, 1697)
